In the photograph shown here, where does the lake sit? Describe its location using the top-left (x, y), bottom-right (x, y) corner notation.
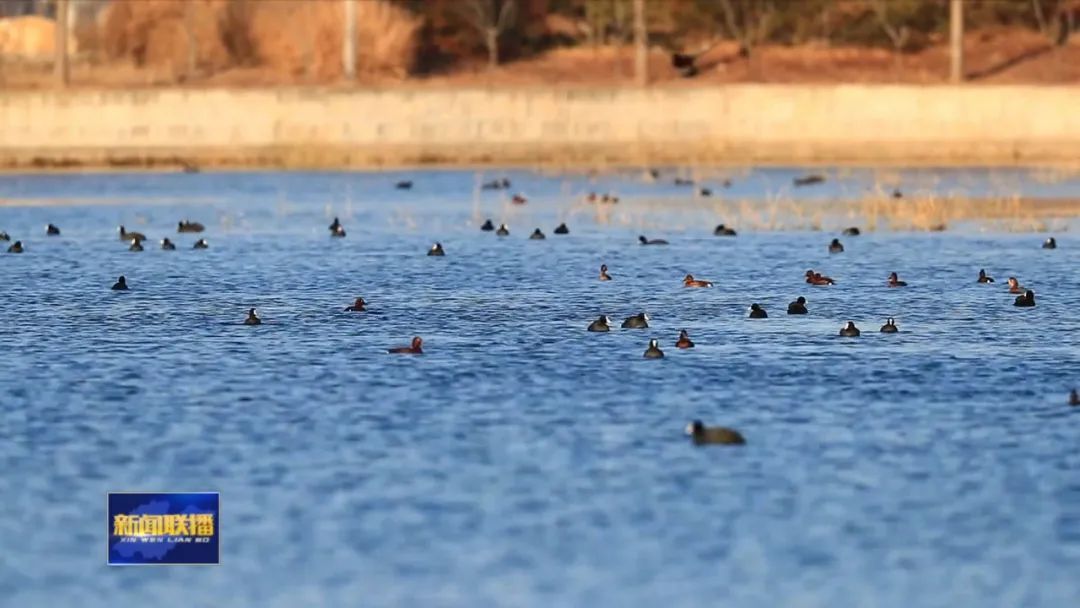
top-left (1, 168), bottom-right (1078, 607)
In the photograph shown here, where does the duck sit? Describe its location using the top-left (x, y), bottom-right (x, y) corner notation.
top-left (481, 178), bottom-right (511, 190)
top-left (395, 180), bottom-right (413, 190)
top-left (244, 308), bottom-right (262, 325)
top-left (839, 321), bottom-right (861, 337)
top-left (685, 420), bottom-right (745, 445)
top-left (1006, 277), bottom-right (1025, 294)
top-left (587, 315), bottom-right (613, 332)
top-left (793, 174), bottom-right (825, 187)
top-left (0, 232), bottom-right (8, 241)
top-left (683, 274), bottom-right (713, 288)
top-left (118, 226), bottom-right (147, 242)
top-left (892, 188), bottom-right (903, 199)
top-left (805, 270), bottom-right (835, 285)
top-left (1070, 389), bottom-right (1079, 406)
top-left (46, 223), bottom-right (60, 236)
top-left (699, 187), bottom-right (712, 197)
top-left (1042, 237), bottom-right (1057, 249)
top-left (111, 275), bottom-right (129, 291)
top-left (480, 219), bottom-right (495, 231)
top-left (331, 225), bottom-right (346, 238)
top-left (675, 330), bottom-right (695, 349)
top-left (787, 296), bottom-right (808, 315)
top-left (639, 235), bottom-right (668, 245)
top-left (842, 227), bottom-right (861, 236)
top-left (1013, 290), bottom-right (1035, 307)
top-left (328, 217), bottom-right (342, 232)
top-left (7, 240), bottom-right (23, 253)
top-left (178, 221), bottom-right (205, 233)
top-left (622, 313), bottom-right (650, 329)
top-left (887, 272), bottom-right (908, 287)
top-left (427, 242), bottom-right (445, 256)
top-left (599, 264), bottom-right (613, 281)
top-left (977, 269), bottom-right (994, 283)
top-left (643, 339), bottom-right (665, 359)
top-left (496, 224), bottom-right (510, 236)
top-left (388, 336), bottom-right (423, 354)
top-left (345, 297), bottom-right (367, 312)
top-left (880, 318), bottom-right (899, 333)
top-left (193, 239), bottom-right (209, 249)
top-left (160, 238), bottom-right (176, 250)
top-left (673, 177), bottom-right (694, 186)
top-left (511, 194), bottom-right (527, 205)
top-left (748, 303), bottom-right (768, 319)
top-left (529, 228), bottom-right (546, 240)
top-left (713, 224), bottom-right (737, 236)
top-left (828, 238), bottom-right (844, 253)
top-left (554, 223), bottom-right (569, 234)
top-left (129, 238), bottom-right (144, 252)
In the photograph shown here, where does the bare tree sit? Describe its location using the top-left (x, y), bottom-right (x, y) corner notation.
top-left (717, 0), bottom-right (776, 59)
top-left (869, 0), bottom-right (910, 78)
top-left (55, 0), bottom-right (69, 87)
top-left (460, 0), bottom-right (517, 69)
top-left (950, 0), bottom-right (963, 82)
top-left (1032, 0), bottom-right (1072, 46)
top-left (184, 0), bottom-right (198, 79)
top-left (633, 0), bottom-right (647, 86)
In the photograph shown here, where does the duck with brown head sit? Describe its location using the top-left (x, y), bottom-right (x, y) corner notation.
top-left (1007, 277), bottom-right (1024, 294)
top-left (345, 298), bottom-right (366, 312)
top-left (599, 265), bottom-right (612, 281)
top-left (675, 330), bottom-right (695, 349)
top-left (683, 274), bottom-right (712, 288)
top-left (388, 337), bottom-right (423, 354)
top-left (887, 272), bottom-right (908, 287)
top-left (685, 420), bottom-right (745, 445)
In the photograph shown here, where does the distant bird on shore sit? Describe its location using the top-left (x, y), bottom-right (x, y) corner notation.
top-left (977, 269), bottom-right (994, 283)
top-left (887, 272), bottom-right (908, 287)
top-left (839, 321), bottom-right (861, 337)
top-left (683, 274), bottom-right (713, 288)
top-left (554, 223), bottom-right (569, 234)
top-left (178, 220), bottom-right (205, 233)
top-left (244, 308), bottom-right (261, 325)
top-left (748, 303), bottom-right (768, 319)
top-left (111, 276), bottom-right (128, 291)
top-left (1013, 290), bottom-right (1036, 307)
top-left (829, 238), bottom-right (844, 253)
top-left (427, 242), bottom-right (445, 256)
top-left (345, 298), bottom-right (367, 312)
top-left (643, 339), bottom-right (665, 359)
top-left (161, 238), bottom-right (176, 250)
top-left (587, 315), bottom-right (613, 332)
top-left (685, 420), bottom-right (745, 445)
top-left (7, 240), bottom-right (23, 253)
top-left (675, 330), bottom-right (695, 349)
top-left (395, 180), bottom-right (413, 190)
top-left (1043, 237), bottom-right (1057, 249)
top-left (481, 219), bottom-right (495, 232)
top-left (529, 228), bottom-right (546, 240)
top-left (388, 336), bottom-right (423, 354)
top-left (118, 226), bottom-right (146, 242)
top-left (671, 52), bottom-right (699, 78)
top-left (892, 188), bottom-right (903, 199)
top-left (787, 297), bottom-right (808, 315)
top-left (46, 223), bottom-right (60, 236)
top-left (714, 224), bottom-right (737, 236)
top-left (639, 235), bottom-right (668, 245)
top-left (880, 318), bottom-right (899, 333)
top-left (794, 174), bottom-right (826, 187)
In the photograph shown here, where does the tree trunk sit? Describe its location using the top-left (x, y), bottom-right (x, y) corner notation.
top-left (343, 0), bottom-right (358, 81)
top-left (54, 0), bottom-right (69, 87)
top-left (949, 0), bottom-right (964, 82)
top-left (632, 0), bottom-right (647, 86)
top-left (185, 0), bottom-right (198, 79)
top-left (486, 28), bottom-right (499, 67)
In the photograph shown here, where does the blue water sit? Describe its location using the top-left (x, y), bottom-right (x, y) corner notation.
top-left (1, 168), bottom-right (1079, 607)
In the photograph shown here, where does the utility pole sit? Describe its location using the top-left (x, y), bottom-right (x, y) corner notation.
top-left (343, 0), bottom-right (357, 81)
top-left (54, 0), bottom-right (69, 87)
top-left (949, 0), bottom-right (963, 83)
top-left (633, 0), bottom-right (647, 86)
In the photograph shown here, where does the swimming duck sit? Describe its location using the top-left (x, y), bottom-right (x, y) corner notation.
top-left (118, 226), bottom-right (147, 242)
top-left (1042, 237), bottom-right (1057, 249)
top-left (111, 275), bottom-right (128, 291)
top-left (842, 227), bottom-right (861, 236)
top-left (675, 330), bottom-right (695, 349)
top-left (1006, 277), bottom-right (1025, 294)
top-left (331, 225), bottom-right (346, 237)
top-left (643, 339), bottom-right (665, 359)
top-left (622, 313), bottom-right (650, 329)
top-left (178, 221), bottom-right (205, 233)
top-left (129, 238), bottom-right (144, 252)
top-left (748, 303), bottom-right (768, 319)
top-left (1013, 290), bottom-right (1036, 307)
top-left (880, 318), bottom-right (899, 333)
top-left (839, 321), bottom-right (860, 337)
top-left (511, 194), bottom-right (527, 205)
top-left (587, 315), bottom-right (613, 332)
top-left (345, 297), bottom-right (367, 312)
top-left (1070, 389), bottom-right (1079, 406)
top-left (794, 174), bottom-right (825, 187)
top-left (685, 420), bottom-right (745, 445)
top-left (977, 269), bottom-right (994, 283)
top-left (683, 274), bottom-right (712, 288)
top-left (0, 232), bottom-right (8, 241)
top-left (699, 187), bottom-right (712, 197)
top-left (395, 180), bottom-right (413, 190)
top-left (193, 239), bottom-right (209, 249)
top-left (329, 217), bottom-right (342, 232)
top-left (388, 336), bottom-right (423, 354)
top-left (46, 223), bottom-right (60, 236)
top-left (639, 235), bottom-right (668, 245)
top-left (496, 224), bottom-right (510, 236)
top-left (244, 308), bottom-right (262, 325)
top-left (161, 238), bottom-right (176, 250)
top-left (427, 242), bottom-right (445, 256)
top-left (554, 223), bottom-right (569, 234)
top-left (828, 238), bottom-right (844, 253)
top-left (714, 224), bottom-right (737, 236)
top-left (599, 264), bottom-right (613, 281)
top-left (529, 228), bottom-right (546, 240)
top-left (480, 219), bottom-right (495, 231)
top-left (887, 272), bottom-right (908, 287)
top-left (805, 270), bottom-right (835, 286)
top-left (787, 296), bottom-right (808, 315)
top-left (7, 241), bottom-right (23, 253)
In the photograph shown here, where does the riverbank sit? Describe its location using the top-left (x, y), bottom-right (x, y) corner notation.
top-left (2, 85), bottom-right (1079, 170)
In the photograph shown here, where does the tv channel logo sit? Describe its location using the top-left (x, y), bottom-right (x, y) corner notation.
top-left (107, 492), bottom-right (219, 566)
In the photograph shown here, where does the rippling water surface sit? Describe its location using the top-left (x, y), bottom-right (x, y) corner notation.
top-left (1, 168), bottom-right (1079, 607)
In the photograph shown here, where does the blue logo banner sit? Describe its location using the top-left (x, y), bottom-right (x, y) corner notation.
top-left (107, 492), bottom-right (220, 566)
